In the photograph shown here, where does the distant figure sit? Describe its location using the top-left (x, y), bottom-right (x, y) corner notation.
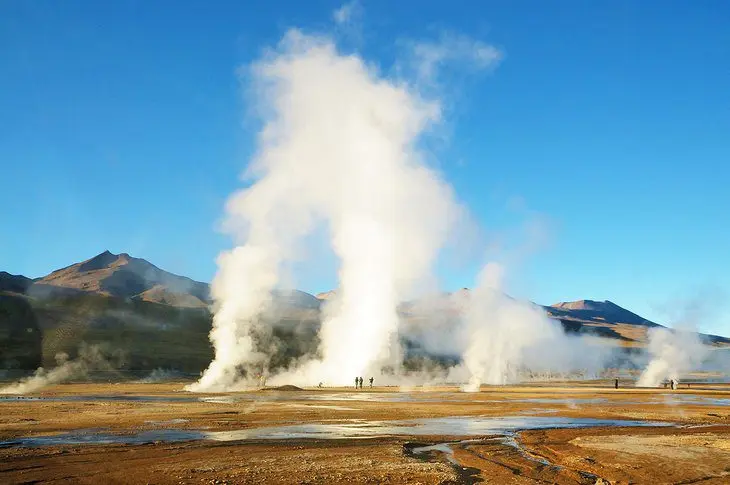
top-left (369, 377), bottom-right (374, 388)
top-left (355, 377), bottom-right (359, 389)
top-left (359, 377), bottom-right (364, 389)
top-left (614, 378), bottom-right (619, 389)
top-left (671, 379), bottom-right (677, 390)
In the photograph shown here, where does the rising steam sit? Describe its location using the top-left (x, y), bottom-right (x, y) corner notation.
top-left (455, 263), bottom-right (613, 391)
top-left (637, 294), bottom-right (716, 387)
top-left (636, 327), bottom-right (706, 387)
top-left (188, 7), bottom-right (714, 393)
top-left (188, 25), bottom-right (485, 391)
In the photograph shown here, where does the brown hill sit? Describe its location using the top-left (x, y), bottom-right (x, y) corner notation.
top-left (549, 299), bottom-right (660, 327)
top-left (0, 272), bottom-right (33, 294)
top-left (27, 251), bottom-right (210, 308)
top-left (3, 253), bottom-right (729, 372)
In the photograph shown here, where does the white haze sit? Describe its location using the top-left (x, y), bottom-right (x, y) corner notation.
top-left (0, 344), bottom-right (113, 395)
top-left (136, 368), bottom-right (186, 384)
top-left (636, 327), bottom-right (706, 387)
top-left (188, 27), bottom-right (479, 391)
top-left (440, 263), bottom-right (612, 391)
top-left (637, 294), bottom-right (717, 387)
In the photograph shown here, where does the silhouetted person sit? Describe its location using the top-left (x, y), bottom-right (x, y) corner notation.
top-left (359, 377), bottom-right (364, 389)
top-left (671, 379), bottom-right (677, 390)
top-left (355, 377), bottom-right (359, 389)
top-left (615, 378), bottom-right (619, 389)
top-left (369, 377), bottom-right (374, 388)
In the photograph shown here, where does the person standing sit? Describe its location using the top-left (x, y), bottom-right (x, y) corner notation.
top-left (355, 377), bottom-right (359, 389)
top-left (359, 377), bottom-right (363, 389)
top-left (369, 377), bottom-right (374, 388)
top-left (614, 378), bottom-right (619, 389)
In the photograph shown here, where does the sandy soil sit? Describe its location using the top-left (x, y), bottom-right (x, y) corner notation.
top-left (1, 381), bottom-right (729, 484)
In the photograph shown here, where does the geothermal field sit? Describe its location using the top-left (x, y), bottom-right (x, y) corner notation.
top-left (3, 3), bottom-right (729, 485)
top-left (1, 379), bottom-right (730, 484)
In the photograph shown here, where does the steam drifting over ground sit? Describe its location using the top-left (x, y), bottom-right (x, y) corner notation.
top-left (0, 344), bottom-right (117, 395)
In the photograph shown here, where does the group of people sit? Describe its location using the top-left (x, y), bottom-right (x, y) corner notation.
top-left (354, 376), bottom-right (374, 389)
top-left (615, 378), bottom-right (681, 390)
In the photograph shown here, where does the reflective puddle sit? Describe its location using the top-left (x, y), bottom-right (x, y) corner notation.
top-left (655, 394), bottom-right (730, 406)
top-left (0, 416), bottom-right (669, 448)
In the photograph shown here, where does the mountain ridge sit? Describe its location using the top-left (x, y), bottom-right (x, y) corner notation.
top-left (549, 299), bottom-right (660, 327)
top-left (26, 250), bottom-right (210, 308)
top-left (3, 250), bottom-right (729, 354)
top-left (2, 250), bottom-right (729, 371)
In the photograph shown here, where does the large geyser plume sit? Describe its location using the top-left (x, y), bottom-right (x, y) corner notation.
top-left (189, 29), bottom-right (467, 391)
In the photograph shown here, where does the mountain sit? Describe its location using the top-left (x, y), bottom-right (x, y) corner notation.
top-left (1, 251), bottom-right (729, 372)
top-left (0, 251), bottom-right (325, 371)
top-left (0, 272), bottom-right (33, 294)
top-left (548, 299), bottom-right (660, 327)
top-left (27, 251), bottom-right (210, 308)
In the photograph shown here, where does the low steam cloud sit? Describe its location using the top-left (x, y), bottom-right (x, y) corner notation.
top-left (636, 328), bottom-right (706, 387)
top-left (0, 344), bottom-right (117, 395)
top-left (637, 293), bottom-right (718, 387)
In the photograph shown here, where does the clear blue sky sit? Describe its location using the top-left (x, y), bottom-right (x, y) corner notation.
top-left (2, 1), bottom-right (728, 334)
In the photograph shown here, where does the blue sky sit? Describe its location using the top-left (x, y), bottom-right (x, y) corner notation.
top-left (1, 1), bottom-right (729, 334)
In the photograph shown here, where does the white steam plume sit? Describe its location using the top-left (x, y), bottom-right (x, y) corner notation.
top-left (189, 25), bottom-right (492, 391)
top-left (459, 263), bottom-right (612, 391)
top-left (0, 344), bottom-right (115, 395)
top-left (636, 327), bottom-right (706, 387)
top-left (637, 293), bottom-right (717, 387)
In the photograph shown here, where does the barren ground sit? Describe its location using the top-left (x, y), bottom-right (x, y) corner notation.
top-left (1, 381), bottom-right (729, 484)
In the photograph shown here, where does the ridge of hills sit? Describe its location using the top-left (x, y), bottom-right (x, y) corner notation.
top-left (1, 250), bottom-right (728, 372)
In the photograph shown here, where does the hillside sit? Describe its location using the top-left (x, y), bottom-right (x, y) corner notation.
top-left (0, 272), bottom-right (33, 294)
top-left (28, 251), bottom-right (210, 308)
top-left (0, 293), bottom-right (42, 369)
top-left (29, 293), bottom-right (213, 371)
top-left (546, 299), bottom-right (730, 347)
top-left (548, 299), bottom-right (660, 326)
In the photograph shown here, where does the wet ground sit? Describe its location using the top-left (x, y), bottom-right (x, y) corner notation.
top-left (1, 381), bottom-right (729, 483)
top-left (0, 416), bottom-right (668, 447)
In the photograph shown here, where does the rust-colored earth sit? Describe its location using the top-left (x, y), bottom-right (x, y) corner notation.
top-left (1, 381), bottom-right (730, 484)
